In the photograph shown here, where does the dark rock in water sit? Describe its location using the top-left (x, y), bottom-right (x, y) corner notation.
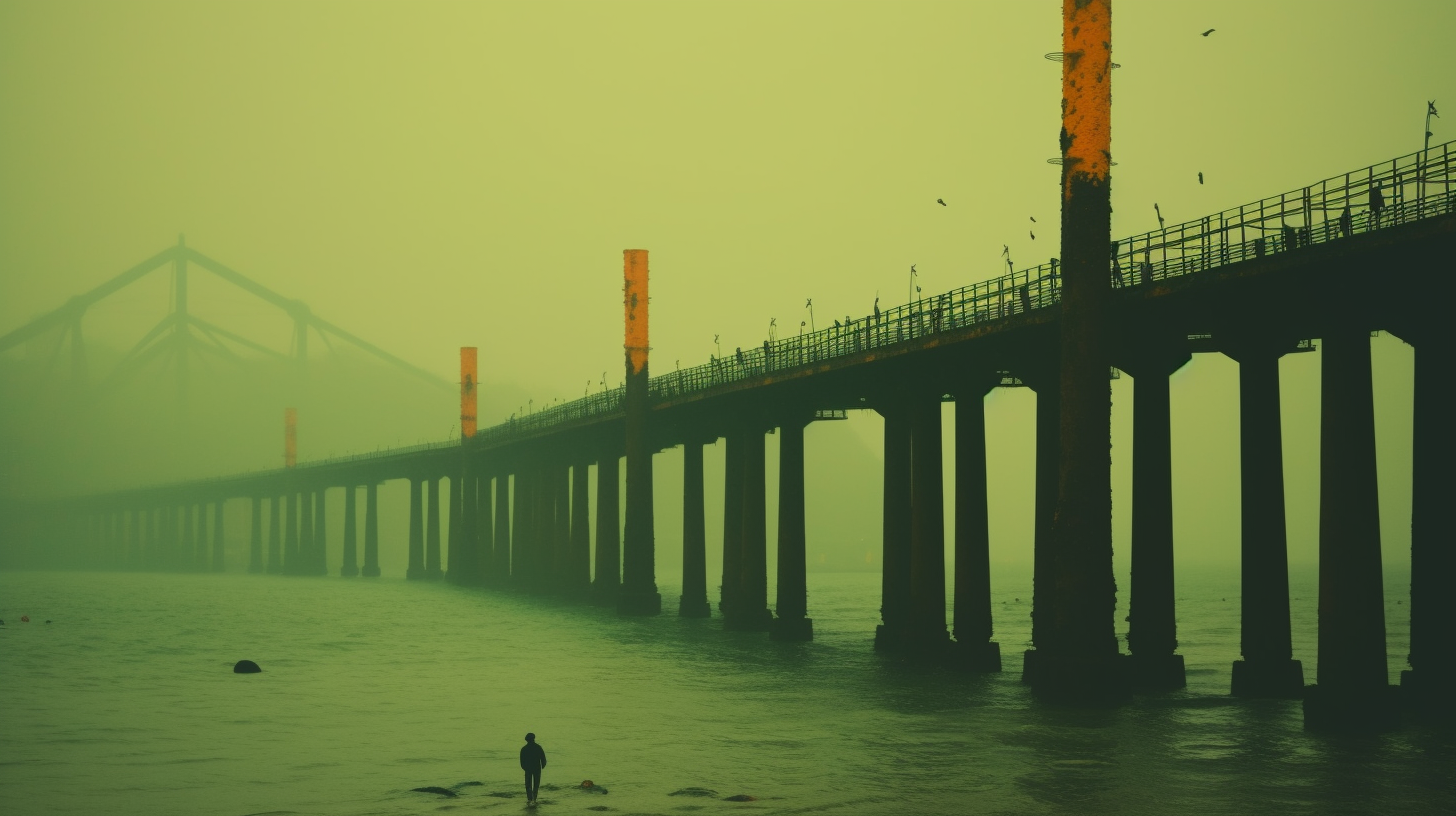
top-left (449, 781), bottom-right (483, 791)
top-left (669, 787), bottom-right (718, 797)
top-left (233, 660), bottom-right (262, 674)
top-left (410, 786), bottom-right (457, 797)
top-left (586, 807), bottom-right (612, 812)
top-left (723, 794), bottom-right (758, 802)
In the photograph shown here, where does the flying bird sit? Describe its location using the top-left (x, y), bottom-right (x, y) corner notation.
top-left (1201, 28), bottom-right (1215, 36)
top-left (937, 198), bottom-right (947, 206)
top-left (1029, 216), bottom-right (1036, 223)
top-left (1030, 230), bottom-right (1036, 240)
top-left (1198, 172), bottom-right (1204, 185)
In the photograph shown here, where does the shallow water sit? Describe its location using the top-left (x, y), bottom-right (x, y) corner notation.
top-left (1, 567), bottom-right (1451, 816)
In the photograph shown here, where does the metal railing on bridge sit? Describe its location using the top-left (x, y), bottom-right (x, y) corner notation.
top-left (472, 140), bottom-right (1453, 447)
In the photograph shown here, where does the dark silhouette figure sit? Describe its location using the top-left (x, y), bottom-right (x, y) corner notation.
top-left (1339, 205), bottom-right (1352, 237)
top-left (873, 297), bottom-right (881, 323)
top-left (735, 347), bottom-right (745, 368)
top-left (1199, 171), bottom-right (1204, 185)
top-left (521, 733), bottom-right (547, 805)
top-left (1370, 185), bottom-right (1385, 226)
top-left (1201, 28), bottom-right (1215, 36)
top-left (1282, 224), bottom-right (1297, 252)
top-left (1140, 252), bottom-right (1153, 285)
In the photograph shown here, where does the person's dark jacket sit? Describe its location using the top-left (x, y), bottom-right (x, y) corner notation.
top-left (520, 742), bottom-right (547, 772)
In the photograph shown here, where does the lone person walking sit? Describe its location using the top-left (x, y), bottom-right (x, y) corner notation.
top-left (520, 732), bottom-right (547, 805)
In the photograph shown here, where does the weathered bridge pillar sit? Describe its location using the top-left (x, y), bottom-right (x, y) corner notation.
top-left (284, 492), bottom-right (299, 574)
top-left (1394, 328), bottom-right (1456, 710)
top-left (408, 476), bottom-right (426, 580)
top-left (772, 417), bottom-right (813, 641)
top-left (212, 499), bottom-right (225, 572)
top-left (451, 465), bottom-right (476, 583)
top-left (300, 490), bottom-right (315, 575)
top-left (513, 465), bottom-right (535, 588)
top-left (729, 427), bottom-right (773, 631)
top-left (484, 470), bottom-right (498, 583)
top-left (680, 439), bottom-right (712, 618)
top-left (341, 485), bottom-right (359, 577)
top-left (534, 464), bottom-right (556, 590)
top-left (594, 453), bottom-right (621, 605)
top-left (619, 248), bottom-right (661, 616)
top-left (952, 374), bottom-right (1002, 671)
top-left (312, 489), bottom-right (327, 575)
top-left (362, 482), bottom-right (381, 577)
top-left (494, 471), bottom-right (512, 582)
top-left (1223, 338), bottom-right (1303, 697)
top-left (1017, 359), bottom-right (1060, 682)
top-left (908, 395), bottom-right (950, 654)
top-left (267, 495), bottom-right (283, 574)
top-left (552, 462), bottom-right (571, 594)
top-left (720, 430), bottom-right (746, 622)
top-left (569, 461), bottom-right (591, 594)
top-left (249, 496), bottom-right (264, 574)
top-left (1119, 342), bottom-right (1191, 689)
top-left (1304, 329), bottom-right (1398, 730)
top-left (874, 400), bottom-right (913, 650)
top-left (182, 503), bottom-right (198, 571)
top-left (129, 508), bottom-right (142, 570)
top-left (426, 476), bottom-right (443, 580)
top-left (1031, 0), bottom-right (1123, 700)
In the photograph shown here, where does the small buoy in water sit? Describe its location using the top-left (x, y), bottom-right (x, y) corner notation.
top-left (233, 660), bottom-right (262, 674)
top-left (723, 794), bottom-right (758, 802)
top-left (20, 615), bottom-right (29, 622)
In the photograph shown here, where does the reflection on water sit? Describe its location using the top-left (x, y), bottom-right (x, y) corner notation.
top-left (0, 569), bottom-right (1450, 816)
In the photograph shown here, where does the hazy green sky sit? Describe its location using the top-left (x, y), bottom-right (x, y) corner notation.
top-left (2, 1), bottom-right (1451, 569)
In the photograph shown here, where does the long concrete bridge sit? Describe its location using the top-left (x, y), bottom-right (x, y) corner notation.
top-left (9, 140), bottom-right (1454, 731)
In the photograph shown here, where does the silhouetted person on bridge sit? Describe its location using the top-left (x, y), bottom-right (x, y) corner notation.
top-left (1370, 185), bottom-right (1386, 226)
top-left (1339, 205), bottom-right (1353, 238)
top-left (1140, 252), bottom-right (1153, 285)
top-left (521, 732), bottom-right (547, 805)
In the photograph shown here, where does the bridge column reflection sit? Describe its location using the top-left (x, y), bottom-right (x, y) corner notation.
top-left (952, 374), bottom-right (1001, 671)
top-left (1304, 329), bottom-right (1398, 730)
top-left (1223, 338), bottom-right (1303, 697)
top-left (341, 485), bottom-right (359, 577)
top-left (362, 482), bottom-right (380, 577)
top-left (1120, 342), bottom-right (1191, 689)
top-left (771, 417), bottom-right (813, 641)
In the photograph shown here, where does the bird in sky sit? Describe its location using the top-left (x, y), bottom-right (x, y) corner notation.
top-left (1199, 171), bottom-right (1204, 185)
top-left (1030, 230), bottom-right (1036, 240)
top-left (1029, 215), bottom-right (1036, 222)
top-left (1202, 28), bottom-right (1215, 36)
top-left (937, 198), bottom-right (947, 206)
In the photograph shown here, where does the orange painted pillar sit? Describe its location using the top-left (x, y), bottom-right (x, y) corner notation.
top-left (460, 347), bottom-right (477, 439)
top-left (619, 249), bottom-right (661, 615)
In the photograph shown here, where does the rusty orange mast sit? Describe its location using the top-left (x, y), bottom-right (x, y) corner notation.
top-left (619, 249), bottom-right (661, 615)
top-left (460, 346), bottom-right (477, 439)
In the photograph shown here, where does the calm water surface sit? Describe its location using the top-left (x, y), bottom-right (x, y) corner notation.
top-left (1, 568), bottom-right (1451, 816)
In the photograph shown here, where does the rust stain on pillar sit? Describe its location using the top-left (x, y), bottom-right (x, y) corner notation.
top-left (460, 346), bottom-right (478, 439)
top-left (619, 249), bottom-right (661, 615)
top-left (1038, 0), bottom-right (1122, 697)
top-left (284, 407), bottom-right (297, 468)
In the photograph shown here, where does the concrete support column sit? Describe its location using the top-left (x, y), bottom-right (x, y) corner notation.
top-left (679, 441), bottom-right (711, 617)
top-left (182, 503), bottom-right (198, 571)
top-left (476, 469), bottom-right (495, 586)
top-left (771, 419), bottom-right (813, 641)
top-left (1305, 329), bottom-right (1398, 730)
top-left (593, 456), bottom-right (620, 604)
top-left (730, 428), bottom-right (772, 631)
top-left (362, 483), bottom-right (381, 577)
top-left (534, 465), bottom-right (555, 590)
top-left (1225, 341), bottom-right (1303, 697)
top-left (908, 396), bottom-right (950, 652)
top-left (1402, 332), bottom-right (1456, 706)
top-left (1020, 365), bottom-right (1061, 683)
top-left (341, 486), bottom-right (359, 577)
top-left (570, 462), bottom-right (591, 593)
top-left (451, 463), bottom-right (475, 584)
top-left (618, 248), bottom-right (660, 615)
top-left (1122, 347), bottom-right (1190, 689)
top-left (313, 489), bottom-right (327, 575)
top-left (212, 499), bottom-right (225, 572)
top-left (447, 472), bottom-right (462, 581)
top-left (720, 431), bottom-right (746, 621)
top-left (426, 476), bottom-right (443, 579)
top-left (249, 496), bottom-right (264, 574)
top-left (300, 491), bottom-right (315, 575)
top-left (513, 466), bottom-right (534, 587)
top-left (875, 403), bottom-right (913, 650)
top-left (407, 477), bottom-right (425, 580)
top-left (552, 463), bottom-right (571, 593)
top-left (130, 509), bottom-right (142, 570)
top-left (953, 377), bottom-right (1001, 671)
top-left (493, 473), bottom-right (511, 581)
top-left (267, 496), bottom-right (283, 574)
